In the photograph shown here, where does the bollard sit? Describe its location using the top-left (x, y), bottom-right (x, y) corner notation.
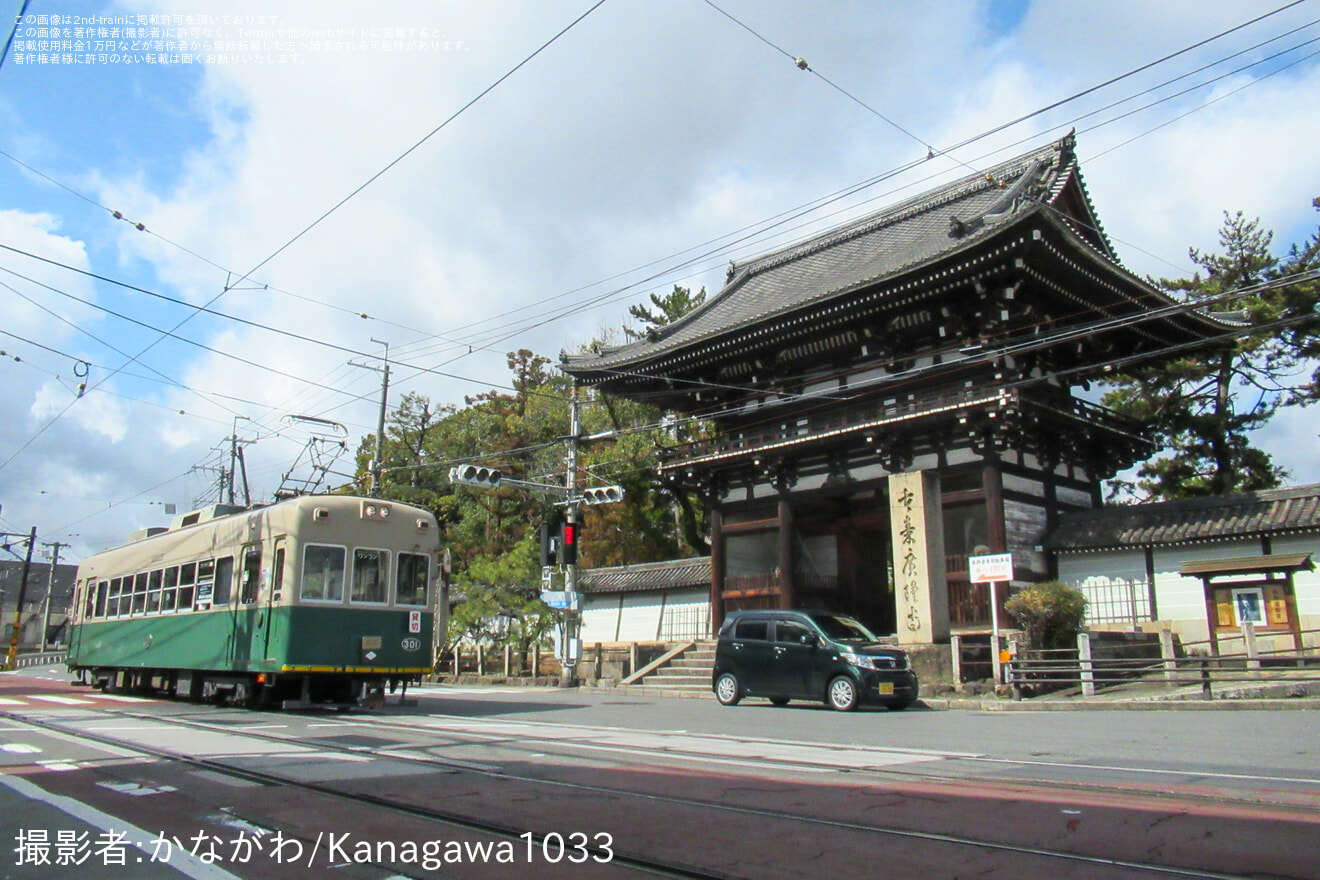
top-left (1242, 621), bottom-right (1261, 671)
top-left (1078, 632), bottom-right (1095, 698)
top-left (1159, 628), bottom-right (1178, 685)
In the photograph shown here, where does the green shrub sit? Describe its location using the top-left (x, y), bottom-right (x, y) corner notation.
top-left (1004, 581), bottom-right (1087, 650)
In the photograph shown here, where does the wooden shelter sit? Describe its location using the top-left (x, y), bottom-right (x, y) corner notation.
top-left (1180, 554), bottom-right (1312, 655)
top-left (563, 134), bottom-right (1240, 643)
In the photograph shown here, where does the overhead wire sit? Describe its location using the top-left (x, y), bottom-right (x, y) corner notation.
top-left (0, 0), bottom-right (613, 479)
top-left (5, 1), bottom-right (1317, 521)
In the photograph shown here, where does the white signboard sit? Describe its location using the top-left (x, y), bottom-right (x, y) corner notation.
top-left (968, 553), bottom-right (1013, 584)
top-left (408, 610), bottom-right (422, 634)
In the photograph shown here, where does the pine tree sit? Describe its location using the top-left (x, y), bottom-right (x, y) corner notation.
top-left (1102, 209), bottom-right (1319, 500)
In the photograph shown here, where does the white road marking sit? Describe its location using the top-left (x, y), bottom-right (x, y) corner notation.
top-left (37, 760), bottom-right (80, 771)
top-left (28, 695), bottom-right (94, 705)
top-left (96, 780), bottom-right (178, 796)
top-left (410, 715), bottom-right (977, 771)
top-left (2, 743), bottom-right (42, 754)
top-left (0, 697), bottom-right (25, 705)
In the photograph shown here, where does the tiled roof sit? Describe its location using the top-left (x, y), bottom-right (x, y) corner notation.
top-left (564, 134), bottom-right (1116, 374)
top-left (1046, 484), bottom-right (1320, 551)
top-left (579, 557), bottom-right (711, 594)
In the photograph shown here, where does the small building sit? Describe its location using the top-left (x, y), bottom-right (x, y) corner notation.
top-left (579, 557), bottom-right (712, 644)
top-left (564, 133), bottom-right (1239, 643)
top-left (1047, 484), bottom-right (1320, 651)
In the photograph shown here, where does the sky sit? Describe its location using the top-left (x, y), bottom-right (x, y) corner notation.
top-left (1, 0), bottom-right (1319, 562)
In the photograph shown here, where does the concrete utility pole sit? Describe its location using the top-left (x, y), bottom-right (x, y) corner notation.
top-left (351, 339), bottom-right (391, 498)
top-left (227, 415), bottom-right (252, 506)
top-left (40, 541), bottom-right (68, 651)
top-left (560, 385), bottom-right (583, 687)
top-left (447, 381), bottom-right (622, 689)
top-left (4, 527), bottom-right (37, 668)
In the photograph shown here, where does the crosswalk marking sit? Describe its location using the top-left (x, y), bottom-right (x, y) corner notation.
top-left (28, 695), bottom-right (95, 705)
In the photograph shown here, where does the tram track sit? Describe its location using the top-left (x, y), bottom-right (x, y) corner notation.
top-left (3, 703), bottom-right (1298, 880)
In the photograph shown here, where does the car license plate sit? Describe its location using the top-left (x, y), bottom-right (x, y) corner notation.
top-left (878, 682), bottom-right (894, 695)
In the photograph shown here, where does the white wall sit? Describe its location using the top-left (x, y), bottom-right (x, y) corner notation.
top-left (580, 589), bottom-right (709, 644)
top-left (1058, 535), bottom-right (1319, 648)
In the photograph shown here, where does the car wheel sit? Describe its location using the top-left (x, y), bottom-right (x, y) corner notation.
top-left (826, 676), bottom-right (859, 711)
top-left (884, 701), bottom-right (911, 711)
top-left (714, 672), bottom-right (743, 706)
top-left (769, 696), bottom-right (790, 707)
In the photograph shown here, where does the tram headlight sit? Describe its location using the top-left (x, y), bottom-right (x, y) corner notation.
top-left (361, 502), bottom-right (394, 520)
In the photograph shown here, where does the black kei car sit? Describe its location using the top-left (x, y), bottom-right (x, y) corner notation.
top-left (712, 609), bottom-right (919, 711)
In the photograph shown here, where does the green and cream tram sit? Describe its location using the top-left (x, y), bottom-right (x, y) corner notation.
top-left (67, 495), bottom-right (445, 708)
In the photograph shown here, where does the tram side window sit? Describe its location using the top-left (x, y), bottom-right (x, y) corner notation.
top-left (178, 562), bottom-right (197, 610)
top-left (351, 548), bottom-right (389, 604)
top-left (107, 578), bottom-right (123, 617)
top-left (271, 548), bottom-right (285, 602)
top-left (147, 570), bottom-right (163, 613)
top-left (240, 546), bottom-right (262, 605)
top-left (95, 580), bottom-right (109, 618)
top-left (195, 560), bottom-right (215, 609)
top-left (213, 556), bottom-right (234, 606)
top-left (396, 552), bottom-right (429, 607)
top-left (83, 580), bottom-right (96, 619)
top-left (162, 567), bottom-right (179, 613)
top-left (131, 572), bottom-right (148, 615)
top-left (302, 545), bottom-right (345, 602)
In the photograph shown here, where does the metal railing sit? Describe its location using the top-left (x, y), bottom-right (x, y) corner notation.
top-left (1005, 626), bottom-right (1320, 700)
top-left (7, 652), bottom-right (67, 670)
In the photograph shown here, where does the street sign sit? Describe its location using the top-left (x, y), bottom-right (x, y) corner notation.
top-left (968, 552), bottom-right (1013, 584)
top-left (540, 590), bottom-right (581, 611)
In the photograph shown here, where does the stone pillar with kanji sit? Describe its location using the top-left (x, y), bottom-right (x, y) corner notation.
top-left (888, 470), bottom-right (950, 645)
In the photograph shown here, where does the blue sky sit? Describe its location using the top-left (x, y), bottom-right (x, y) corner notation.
top-left (2, 0), bottom-right (1319, 559)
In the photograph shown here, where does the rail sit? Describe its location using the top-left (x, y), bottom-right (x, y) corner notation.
top-left (1005, 625), bottom-right (1320, 700)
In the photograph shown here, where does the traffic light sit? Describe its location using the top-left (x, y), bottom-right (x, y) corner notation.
top-left (449, 464), bottom-right (502, 488)
top-left (560, 519), bottom-right (578, 566)
top-left (581, 485), bottom-right (625, 504)
top-left (539, 511), bottom-right (563, 568)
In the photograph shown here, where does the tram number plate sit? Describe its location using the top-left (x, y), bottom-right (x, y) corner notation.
top-left (408, 611), bottom-right (422, 633)
top-left (401, 637), bottom-right (422, 652)
top-left (878, 683), bottom-right (894, 695)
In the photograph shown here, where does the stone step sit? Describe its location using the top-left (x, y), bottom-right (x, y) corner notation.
top-left (650, 674), bottom-right (711, 686)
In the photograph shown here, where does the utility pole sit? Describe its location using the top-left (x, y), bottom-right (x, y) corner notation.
top-left (40, 541), bottom-right (68, 651)
top-left (4, 527), bottom-right (37, 669)
top-left (227, 415), bottom-right (252, 506)
top-left (560, 385), bottom-right (583, 687)
top-left (447, 381), bottom-right (623, 689)
top-left (351, 339), bottom-right (391, 498)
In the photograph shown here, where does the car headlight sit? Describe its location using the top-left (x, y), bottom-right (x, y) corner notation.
top-left (843, 652), bottom-right (878, 670)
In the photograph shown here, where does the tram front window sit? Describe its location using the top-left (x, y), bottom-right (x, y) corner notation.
top-left (352, 548), bottom-right (388, 604)
top-left (303, 545), bottom-right (345, 602)
top-left (397, 552), bottom-right (428, 606)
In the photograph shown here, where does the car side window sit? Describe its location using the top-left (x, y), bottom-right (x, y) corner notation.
top-left (775, 619), bottom-right (813, 644)
top-left (733, 619), bottom-right (770, 640)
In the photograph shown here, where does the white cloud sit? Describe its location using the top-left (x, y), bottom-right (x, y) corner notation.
top-left (2, 0), bottom-right (1318, 551)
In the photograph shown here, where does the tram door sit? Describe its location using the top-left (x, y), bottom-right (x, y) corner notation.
top-left (232, 544), bottom-right (263, 668)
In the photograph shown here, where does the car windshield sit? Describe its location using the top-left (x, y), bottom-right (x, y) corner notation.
top-left (810, 613), bottom-right (879, 643)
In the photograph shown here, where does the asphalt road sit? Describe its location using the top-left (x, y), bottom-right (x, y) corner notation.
top-left (1, 666), bottom-right (1317, 880)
